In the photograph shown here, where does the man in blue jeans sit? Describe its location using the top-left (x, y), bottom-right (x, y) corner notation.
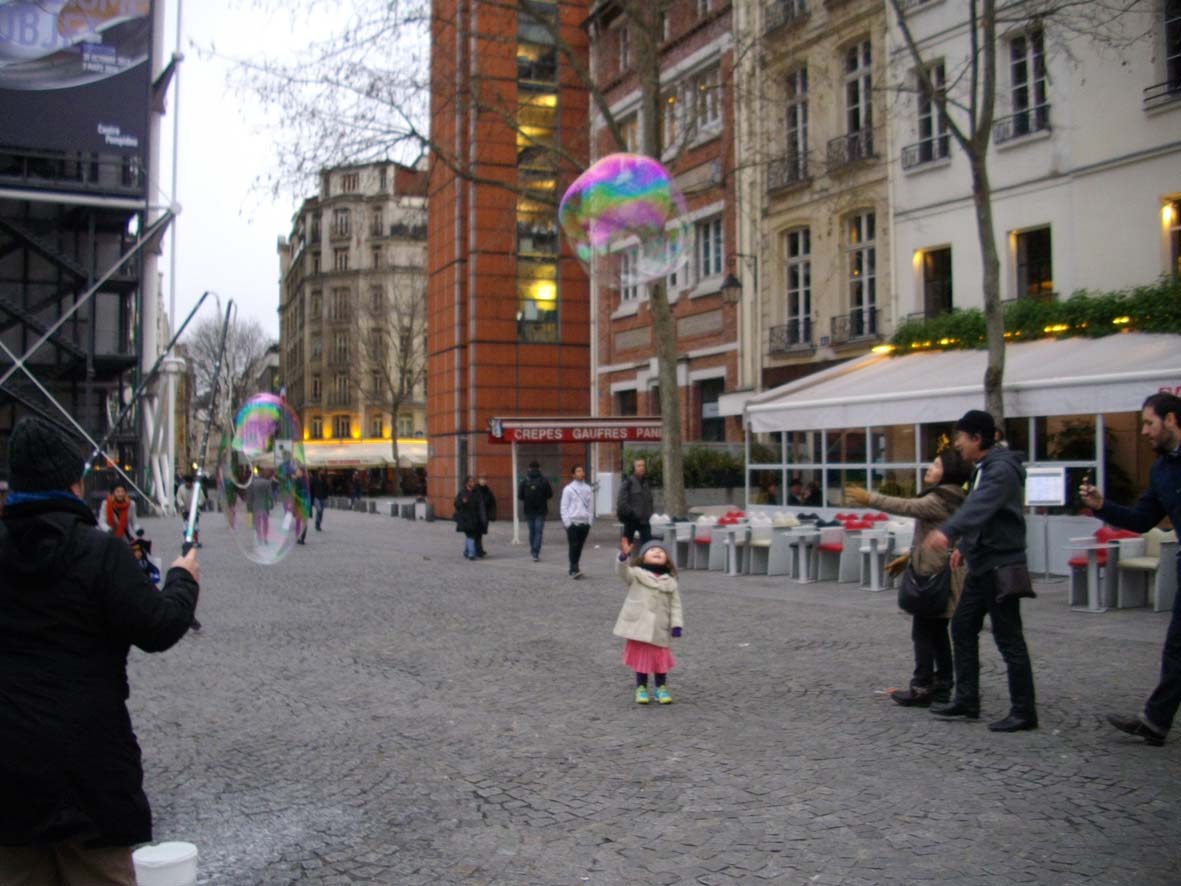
top-left (1081, 392), bottom-right (1181, 747)
top-left (518, 460), bottom-right (553, 562)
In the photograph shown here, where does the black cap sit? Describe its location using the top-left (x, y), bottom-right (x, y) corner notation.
top-left (7, 417), bottom-right (84, 492)
top-left (954, 409), bottom-right (997, 447)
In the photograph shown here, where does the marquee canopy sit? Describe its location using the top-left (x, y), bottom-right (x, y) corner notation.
top-left (302, 439), bottom-right (427, 469)
top-left (719, 334), bottom-right (1181, 433)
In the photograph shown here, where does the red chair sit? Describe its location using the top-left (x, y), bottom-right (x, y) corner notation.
top-left (872, 513), bottom-right (889, 522)
top-left (1067, 527), bottom-right (1138, 569)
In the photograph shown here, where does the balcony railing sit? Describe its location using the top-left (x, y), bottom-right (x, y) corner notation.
top-left (900, 134), bottom-right (951, 170)
top-left (329, 224), bottom-right (351, 240)
top-left (830, 307), bottom-right (878, 344)
top-left (826, 129), bottom-right (874, 172)
top-left (764, 0), bottom-right (807, 35)
top-left (1144, 79), bottom-right (1181, 110)
top-left (767, 151), bottom-right (810, 192)
top-left (769, 318), bottom-right (813, 353)
top-left (993, 104), bottom-right (1051, 144)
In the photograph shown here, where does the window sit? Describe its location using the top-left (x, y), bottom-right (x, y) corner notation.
top-left (372, 248), bottom-right (381, 269)
top-left (371, 209), bottom-right (383, 236)
top-left (696, 216), bottom-right (723, 279)
top-left (333, 415), bottom-right (351, 439)
top-left (688, 65), bottom-right (721, 135)
top-left (310, 292), bottom-right (322, 319)
top-left (1167, 1), bottom-right (1181, 90)
top-left (1008, 28), bottom-right (1048, 136)
top-left (378, 167), bottom-right (388, 191)
top-left (311, 416), bottom-right (323, 439)
top-left (334, 373), bottom-right (349, 402)
top-left (311, 334), bottom-right (322, 360)
top-left (333, 332), bottom-right (350, 362)
top-left (1169, 199), bottom-right (1181, 276)
top-left (370, 287), bottom-right (384, 312)
top-left (785, 227), bottom-right (811, 344)
top-left (370, 415), bottom-right (384, 438)
top-left (660, 12), bottom-right (669, 42)
top-left (699, 378), bottom-right (725, 442)
top-left (785, 67), bottom-right (808, 179)
top-left (369, 370), bottom-right (382, 396)
top-left (620, 114), bottom-right (638, 153)
top-left (330, 289), bottom-right (350, 321)
top-left (922, 247), bottom-right (953, 317)
top-left (916, 62), bottom-right (949, 163)
top-left (398, 414), bottom-right (414, 437)
top-left (696, 0), bottom-right (710, 17)
top-left (332, 208), bottom-right (350, 237)
top-left (845, 40), bottom-right (872, 136)
top-left (341, 172), bottom-right (359, 192)
top-left (1016, 227), bottom-right (1053, 298)
top-left (847, 211), bottom-right (876, 335)
top-left (662, 91), bottom-right (678, 150)
top-left (310, 374), bottom-right (321, 401)
top-left (618, 26), bottom-right (630, 71)
top-left (369, 328), bottom-right (383, 354)
top-left (312, 253), bottom-right (321, 274)
top-left (334, 248), bottom-right (349, 271)
top-left (620, 247), bottom-right (641, 301)
top-left (616, 389), bottom-right (638, 416)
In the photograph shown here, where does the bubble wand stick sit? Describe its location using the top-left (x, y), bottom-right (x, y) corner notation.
top-left (184, 300), bottom-right (235, 553)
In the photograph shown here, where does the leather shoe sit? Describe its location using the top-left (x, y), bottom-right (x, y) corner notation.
top-left (1107, 713), bottom-right (1166, 746)
top-left (930, 701), bottom-right (979, 719)
top-left (891, 687), bottom-right (932, 707)
top-left (988, 714), bottom-right (1038, 732)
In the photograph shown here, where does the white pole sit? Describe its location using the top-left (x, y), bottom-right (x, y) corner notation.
top-left (511, 440), bottom-right (521, 545)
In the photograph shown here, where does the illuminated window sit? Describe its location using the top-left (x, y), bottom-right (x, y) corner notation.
top-left (1016, 227), bottom-right (1052, 298)
top-left (398, 414), bottom-right (413, 437)
top-left (311, 416), bottom-right (323, 439)
top-left (333, 415), bottom-right (351, 438)
top-left (370, 414), bottom-right (384, 438)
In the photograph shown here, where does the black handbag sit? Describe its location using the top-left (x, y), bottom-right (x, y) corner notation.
top-left (994, 562), bottom-right (1036, 603)
top-left (897, 562), bottom-right (952, 617)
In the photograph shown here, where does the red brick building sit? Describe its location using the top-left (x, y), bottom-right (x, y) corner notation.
top-left (586, 0), bottom-right (741, 448)
top-left (427, 0), bottom-right (593, 516)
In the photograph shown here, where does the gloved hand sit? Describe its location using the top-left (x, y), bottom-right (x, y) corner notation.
top-left (671, 627), bottom-right (682, 638)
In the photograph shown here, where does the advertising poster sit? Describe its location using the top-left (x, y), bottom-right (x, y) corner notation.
top-left (0, 1), bottom-right (153, 166)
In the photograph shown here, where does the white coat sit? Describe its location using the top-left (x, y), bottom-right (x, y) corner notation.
top-left (612, 557), bottom-right (683, 648)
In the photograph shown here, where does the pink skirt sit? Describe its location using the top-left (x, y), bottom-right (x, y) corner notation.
top-left (622, 639), bottom-right (676, 674)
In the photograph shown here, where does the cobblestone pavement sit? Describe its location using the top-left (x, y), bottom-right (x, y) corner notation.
top-left (130, 510), bottom-right (1181, 885)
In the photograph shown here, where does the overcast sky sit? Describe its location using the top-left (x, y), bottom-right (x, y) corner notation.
top-left (159, 2), bottom-right (319, 341)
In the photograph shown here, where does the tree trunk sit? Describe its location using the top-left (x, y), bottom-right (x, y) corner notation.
top-left (969, 154), bottom-right (1004, 424)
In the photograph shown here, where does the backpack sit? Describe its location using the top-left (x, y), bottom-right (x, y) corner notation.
top-left (522, 477), bottom-right (549, 512)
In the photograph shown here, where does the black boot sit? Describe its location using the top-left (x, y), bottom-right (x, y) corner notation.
top-left (931, 680), bottom-right (953, 705)
top-left (930, 700), bottom-right (979, 719)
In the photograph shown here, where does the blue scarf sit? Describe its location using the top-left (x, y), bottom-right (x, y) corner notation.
top-left (5, 490), bottom-right (85, 507)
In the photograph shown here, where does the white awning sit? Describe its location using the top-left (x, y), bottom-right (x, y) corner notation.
top-left (302, 440), bottom-right (427, 469)
top-left (719, 333), bottom-right (1181, 433)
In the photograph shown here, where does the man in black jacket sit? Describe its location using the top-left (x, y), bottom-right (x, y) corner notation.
top-left (617, 458), bottom-right (654, 544)
top-left (0, 418), bottom-right (200, 883)
top-left (1081, 392), bottom-right (1181, 747)
top-left (926, 409), bottom-right (1038, 733)
top-left (518, 461), bottom-right (553, 562)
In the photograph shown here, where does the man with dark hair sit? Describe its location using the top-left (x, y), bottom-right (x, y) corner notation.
top-left (617, 458), bottom-right (654, 544)
top-left (518, 460), bottom-right (553, 562)
top-left (1081, 392), bottom-right (1181, 746)
top-left (925, 409), bottom-right (1039, 732)
top-left (0, 417), bottom-right (200, 883)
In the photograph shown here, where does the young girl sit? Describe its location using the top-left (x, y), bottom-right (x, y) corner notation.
top-left (613, 538), bottom-right (684, 704)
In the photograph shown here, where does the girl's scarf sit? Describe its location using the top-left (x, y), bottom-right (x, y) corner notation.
top-left (105, 495), bottom-right (131, 538)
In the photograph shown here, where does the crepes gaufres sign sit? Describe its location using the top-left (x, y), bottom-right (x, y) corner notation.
top-left (0, 0), bottom-right (153, 166)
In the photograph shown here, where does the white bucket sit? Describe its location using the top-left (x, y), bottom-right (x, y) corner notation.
top-left (133, 841), bottom-right (199, 886)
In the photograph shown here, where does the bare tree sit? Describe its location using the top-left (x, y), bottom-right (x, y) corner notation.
top-left (889, 0), bottom-right (1152, 422)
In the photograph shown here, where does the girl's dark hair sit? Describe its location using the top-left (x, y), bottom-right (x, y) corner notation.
top-left (934, 448), bottom-right (971, 487)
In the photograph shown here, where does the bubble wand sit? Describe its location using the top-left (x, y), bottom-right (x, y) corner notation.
top-left (184, 299), bottom-right (235, 553)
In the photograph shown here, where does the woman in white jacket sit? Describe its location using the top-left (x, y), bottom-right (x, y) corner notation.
top-left (560, 465), bottom-right (594, 579)
top-left (613, 538), bottom-right (684, 704)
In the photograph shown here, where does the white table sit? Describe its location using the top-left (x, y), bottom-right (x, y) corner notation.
top-left (788, 529), bottom-right (820, 584)
top-left (1065, 538), bottom-right (1119, 613)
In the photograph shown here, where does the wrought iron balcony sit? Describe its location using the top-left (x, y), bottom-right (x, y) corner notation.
top-left (826, 129), bottom-right (874, 172)
top-left (1144, 80), bottom-right (1181, 110)
top-left (764, 0), bottom-right (807, 35)
top-left (993, 104), bottom-right (1051, 144)
top-left (769, 318), bottom-right (813, 353)
top-left (900, 134), bottom-right (951, 170)
top-left (830, 307), bottom-right (878, 344)
top-left (767, 151), bottom-right (810, 192)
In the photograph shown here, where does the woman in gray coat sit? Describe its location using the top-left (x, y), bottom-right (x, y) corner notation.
top-left (846, 448), bottom-right (971, 707)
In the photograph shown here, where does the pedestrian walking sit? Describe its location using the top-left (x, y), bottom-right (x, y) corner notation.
top-left (617, 457), bottom-right (654, 544)
top-left (1081, 392), bottom-right (1181, 747)
top-left (518, 460), bottom-right (553, 562)
top-left (350, 470), bottom-right (363, 509)
top-left (925, 410), bottom-right (1038, 732)
top-left (310, 470), bottom-right (327, 532)
top-left (560, 465), bottom-right (594, 578)
top-left (291, 465), bottom-right (310, 545)
top-left (614, 537), bottom-right (684, 704)
top-left (99, 483), bottom-right (140, 541)
top-left (475, 474), bottom-right (497, 558)
top-left (0, 417), bottom-right (200, 884)
top-left (248, 470), bottom-right (274, 546)
top-left (454, 475), bottom-right (486, 561)
top-left (845, 447), bottom-right (970, 707)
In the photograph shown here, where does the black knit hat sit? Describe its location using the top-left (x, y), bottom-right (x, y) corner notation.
top-left (954, 409), bottom-right (997, 448)
top-left (7, 417), bottom-right (84, 492)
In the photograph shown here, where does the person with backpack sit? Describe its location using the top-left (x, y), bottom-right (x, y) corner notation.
top-left (617, 458), bottom-right (654, 544)
top-left (518, 460), bottom-right (553, 562)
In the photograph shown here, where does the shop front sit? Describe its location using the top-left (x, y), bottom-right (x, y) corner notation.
top-left (302, 439), bottom-right (428, 496)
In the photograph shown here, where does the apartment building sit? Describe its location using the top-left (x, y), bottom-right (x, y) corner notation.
top-left (587, 0), bottom-right (742, 444)
top-left (278, 161), bottom-right (429, 484)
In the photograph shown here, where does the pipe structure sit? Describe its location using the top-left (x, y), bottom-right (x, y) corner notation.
top-left (184, 300), bottom-right (234, 551)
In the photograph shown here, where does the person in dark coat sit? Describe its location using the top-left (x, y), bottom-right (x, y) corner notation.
top-left (518, 460), bottom-right (553, 562)
top-left (310, 470), bottom-right (328, 532)
top-left (0, 417), bottom-right (200, 883)
top-left (616, 458), bottom-right (654, 544)
top-left (475, 474), bottom-right (497, 558)
top-left (454, 475), bottom-right (486, 561)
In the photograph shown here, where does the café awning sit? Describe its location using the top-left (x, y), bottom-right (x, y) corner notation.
top-left (719, 333), bottom-right (1181, 432)
top-left (302, 439), bottom-right (427, 469)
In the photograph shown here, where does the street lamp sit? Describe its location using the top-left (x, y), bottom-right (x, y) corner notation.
top-left (721, 252), bottom-right (758, 304)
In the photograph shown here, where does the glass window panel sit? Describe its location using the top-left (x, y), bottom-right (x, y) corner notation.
top-left (1002, 417), bottom-right (1030, 456)
top-left (786, 430), bottom-right (822, 463)
top-left (825, 428), bottom-right (867, 463)
top-left (786, 470), bottom-right (823, 507)
top-left (827, 468), bottom-right (867, 507)
top-left (750, 432), bottom-right (784, 465)
top-left (871, 467), bottom-right (918, 498)
top-left (921, 422), bottom-right (956, 461)
top-left (871, 425), bottom-right (915, 463)
top-left (1036, 414), bottom-right (1095, 461)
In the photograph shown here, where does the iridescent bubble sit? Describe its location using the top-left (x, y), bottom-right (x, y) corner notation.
top-left (217, 393), bottom-right (310, 566)
top-left (558, 153), bottom-right (689, 288)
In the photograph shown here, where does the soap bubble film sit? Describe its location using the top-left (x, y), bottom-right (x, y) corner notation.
top-left (217, 393), bottom-right (310, 565)
top-left (558, 153), bottom-right (689, 287)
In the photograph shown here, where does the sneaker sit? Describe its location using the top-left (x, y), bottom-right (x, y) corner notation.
top-left (654, 685), bottom-right (672, 705)
top-left (1107, 713), bottom-right (1166, 746)
top-left (634, 685), bottom-right (650, 705)
top-left (571, 571), bottom-right (583, 580)
top-left (532, 556), bottom-right (540, 562)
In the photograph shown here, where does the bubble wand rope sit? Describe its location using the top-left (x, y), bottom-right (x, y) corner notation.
top-left (184, 299), bottom-right (235, 553)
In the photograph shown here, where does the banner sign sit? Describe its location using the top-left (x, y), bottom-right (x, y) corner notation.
top-left (0, 0), bottom-right (153, 160)
top-left (488, 417), bottom-right (662, 444)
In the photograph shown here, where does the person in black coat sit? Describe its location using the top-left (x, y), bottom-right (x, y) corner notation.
top-left (0, 418), bottom-right (200, 883)
top-left (454, 475), bottom-right (486, 561)
top-left (475, 474), bottom-right (497, 558)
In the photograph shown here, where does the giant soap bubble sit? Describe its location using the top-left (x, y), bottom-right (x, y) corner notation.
top-left (217, 393), bottom-right (310, 565)
top-left (558, 153), bottom-right (689, 288)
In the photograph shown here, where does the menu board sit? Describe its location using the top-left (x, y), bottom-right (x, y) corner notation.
top-left (1025, 466), bottom-right (1067, 507)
